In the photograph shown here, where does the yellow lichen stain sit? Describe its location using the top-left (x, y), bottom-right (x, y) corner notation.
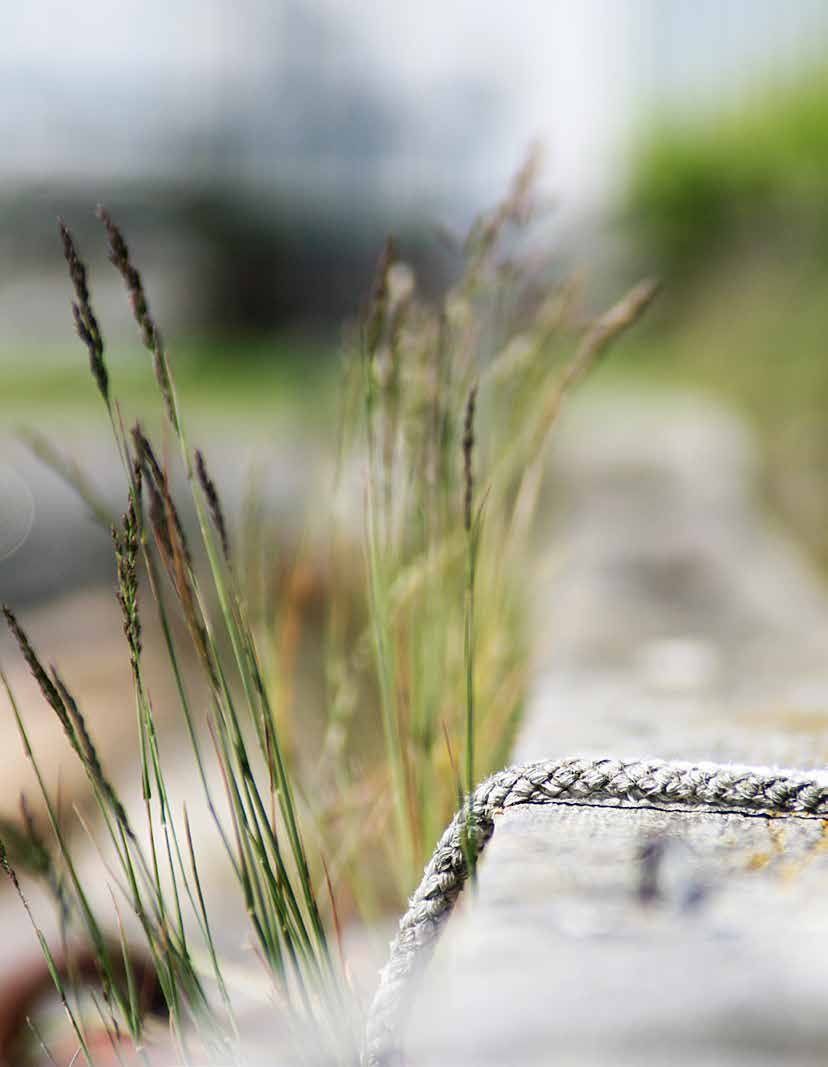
top-left (767, 820), bottom-right (787, 855)
top-left (756, 819), bottom-right (828, 884)
top-left (735, 706), bottom-right (828, 735)
top-left (744, 822), bottom-right (786, 875)
top-left (777, 861), bottom-right (807, 884)
top-left (801, 819), bottom-right (828, 859)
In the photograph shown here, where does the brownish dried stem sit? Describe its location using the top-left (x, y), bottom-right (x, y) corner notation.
top-left (365, 236), bottom-right (396, 358)
top-left (563, 278), bottom-right (661, 391)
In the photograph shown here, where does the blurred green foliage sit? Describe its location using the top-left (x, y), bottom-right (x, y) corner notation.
top-left (621, 68), bottom-right (828, 570)
top-left (1, 336), bottom-right (337, 423)
top-left (628, 67), bottom-right (828, 273)
top-left (620, 70), bottom-right (828, 571)
top-left (600, 252), bottom-right (828, 571)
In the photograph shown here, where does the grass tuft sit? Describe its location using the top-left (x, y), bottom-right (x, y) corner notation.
top-left (1, 157), bottom-right (656, 1064)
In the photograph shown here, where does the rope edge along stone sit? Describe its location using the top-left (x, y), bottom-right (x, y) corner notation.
top-left (363, 754), bottom-right (828, 1065)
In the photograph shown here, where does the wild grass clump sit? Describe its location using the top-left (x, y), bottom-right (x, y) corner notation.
top-left (0, 156), bottom-right (655, 1064)
top-left (4, 214), bottom-right (352, 1064)
top-left (314, 153), bottom-right (657, 901)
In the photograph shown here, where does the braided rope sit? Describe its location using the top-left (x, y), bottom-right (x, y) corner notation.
top-left (363, 754), bottom-right (828, 1065)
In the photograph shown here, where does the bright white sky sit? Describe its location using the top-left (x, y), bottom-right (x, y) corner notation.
top-left (4, 1), bottom-right (828, 215)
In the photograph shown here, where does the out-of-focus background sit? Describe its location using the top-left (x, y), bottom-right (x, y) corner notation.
top-left (6, 2), bottom-right (828, 581)
top-left (5, 3), bottom-right (828, 1059)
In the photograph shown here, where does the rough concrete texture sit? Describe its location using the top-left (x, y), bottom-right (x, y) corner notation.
top-left (407, 392), bottom-right (828, 1065)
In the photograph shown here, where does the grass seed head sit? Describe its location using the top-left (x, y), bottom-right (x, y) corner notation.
top-left (51, 669), bottom-right (133, 836)
top-left (131, 429), bottom-right (217, 687)
top-left (131, 424), bottom-right (164, 487)
top-left (113, 488), bottom-right (143, 675)
top-left (564, 278), bottom-right (660, 391)
top-left (98, 206), bottom-right (177, 427)
top-left (131, 424), bottom-right (191, 570)
top-left (2, 606), bottom-right (72, 733)
top-left (195, 449), bottom-right (230, 562)
top-left (462, 383), bottom-right (478, 532)
top-left (3, 607), bottom-right (133, 835)
top-left (58, 218), bottom-right (109, 404)
top-left (19, 793), bottom-right (68, 919)
top-left (365, 236), bottom-right (396, 358)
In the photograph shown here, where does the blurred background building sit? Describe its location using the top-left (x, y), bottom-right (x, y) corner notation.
top-left (6, 0), bottom-right (828, 587)
top-left (5, 0), bottom-right (828, 344)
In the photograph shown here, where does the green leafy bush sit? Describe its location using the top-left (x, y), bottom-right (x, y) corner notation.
top-left (628, 67), bottom-right (828, 273)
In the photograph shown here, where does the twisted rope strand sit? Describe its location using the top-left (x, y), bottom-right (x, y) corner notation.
top-left (364, 754), bottom-right (828, 1065)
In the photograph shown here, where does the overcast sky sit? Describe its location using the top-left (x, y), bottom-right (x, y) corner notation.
top-left (4, 2), bottom-right (828, 217)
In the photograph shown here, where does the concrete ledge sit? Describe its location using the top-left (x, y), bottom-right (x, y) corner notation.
top-left (407, 393), bottom-right (828, 1065)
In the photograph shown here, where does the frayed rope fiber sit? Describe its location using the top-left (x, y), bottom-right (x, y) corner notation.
top-left (364, 754), bottom-right (828, 1065)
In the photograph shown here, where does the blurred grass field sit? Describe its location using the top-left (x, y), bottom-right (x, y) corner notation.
top-left (1, 335), bottom-right (337, 435)
top-left (588, 258), bottom-right (828, 569)
top-left (2, 335), bottom-right (338, 427)
top-left (610, 67), bottom-right (828, 568)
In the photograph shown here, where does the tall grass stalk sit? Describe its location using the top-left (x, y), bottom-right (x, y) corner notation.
top-left (327, 153), bottom-right (657, 913)
top-left (0, 157), bottom-right (656, 1064)
top-left (4, 212), bottom-right (354, 1064)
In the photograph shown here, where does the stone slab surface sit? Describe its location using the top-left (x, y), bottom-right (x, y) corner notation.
top-left (407, 392), bottom-right (828, 1065)
top-left (411, 805), bottom-right (828, 1067)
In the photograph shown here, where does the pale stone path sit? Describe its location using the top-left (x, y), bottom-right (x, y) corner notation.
top-left (406, 392), bottom-right (828, 1066)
